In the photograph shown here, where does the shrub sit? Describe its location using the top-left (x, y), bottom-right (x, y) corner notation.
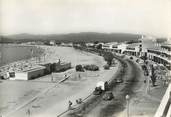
top-left (130, 56), bottom-right (133, 60)
top-left (140, 55), bottom-right (147, 62)
top-left (75, 65), bottom-right (84, 72)
top-left (103, 64), bottom-right (110, 70)
top-left (83, 64), bottom-right (99, 71)
top-left (160, 65), bottom-right (167, 71)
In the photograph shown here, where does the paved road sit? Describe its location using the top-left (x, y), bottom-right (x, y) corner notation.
top-left (3, 51), bottom-right (119, 117)
top-left (98, 59), bottom-right (142, 117)
top-left (65, 57), bottom-right (142, 117)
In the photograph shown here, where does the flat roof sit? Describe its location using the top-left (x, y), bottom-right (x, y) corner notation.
top-left (103, 42), bottom-right (118, 46)
top-left (21, 66), bottom-right (45, 73)
top-left (161, 44), bottom-right (171, 48)
top-left (127, 43), bottom-right (139, 48)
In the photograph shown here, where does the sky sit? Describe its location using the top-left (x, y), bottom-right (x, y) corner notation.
top-left (0, 0), bottom-right (171, 37)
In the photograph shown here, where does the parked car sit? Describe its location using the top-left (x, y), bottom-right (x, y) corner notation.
top-left (93, 87), bottom-right (103, 95)
top-left (115, 78), bottom-right (123, 83)
top-left (136, 59), bottom-right (139, 63)
top-left (103, 91), bottom-right (114, 101)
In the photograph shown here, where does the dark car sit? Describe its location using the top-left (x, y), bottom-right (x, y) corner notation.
top-left (93, 87), bottom-right (103, 95)
top-left (103, 91), bottom-right (114, 101)
top-left (136, 59), bottom-right (139, 63)
top-left (115, 78), bottom-right (123, 83)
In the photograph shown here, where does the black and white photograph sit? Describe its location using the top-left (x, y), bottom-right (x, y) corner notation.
top-left (0, 0), bottom-right (171, 117)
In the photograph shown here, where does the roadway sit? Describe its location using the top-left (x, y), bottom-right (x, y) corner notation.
top-left (64, 56), bottom-right (143, 117)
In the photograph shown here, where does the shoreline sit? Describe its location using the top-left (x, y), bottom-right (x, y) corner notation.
top-left (0, 44), bottom-right (45, 67)
top-left (0, 44), bottom-right (45, 76)
top-left (0, 45), bottom-right (120, 117)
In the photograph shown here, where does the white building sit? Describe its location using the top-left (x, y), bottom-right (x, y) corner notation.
top-left (147, 43), bottom-right (171, 70)
top-left (102, 42), bottom-right (118, 51)
top-left (123, 43), bottom-right (141, 56)
top-left (49, 40), bottom-right (56, 46)
top-left (117, 43), bottom-right (128, 54)
top-left (140, 36), bottom-right (171, 69)
top-left (86, 43), bottom-right (94, 47)
top-left (13, 66), bottom-right (45, 80)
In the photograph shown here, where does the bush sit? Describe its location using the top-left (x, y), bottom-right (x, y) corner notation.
top-left (83, 64), bottom-right (99, 71)
top-left (130, 56), bottom-right (133, 60)
top-left (103, 64), bottom-right (110, 70)
top-left (140, 55), bottom-right (147, 62)
top-left (160, 65), bottom-right (167, 71)
top-left (75, 65), bottom-right (84, 72)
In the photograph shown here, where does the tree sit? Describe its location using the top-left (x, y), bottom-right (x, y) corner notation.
top-left (140, 55), bottom-right (147, 63)
top-left (103, 64), bottom-right (110, 70)
top-left (83, 64), bottom-right (99, 71)
top-left (94, 41), bottom-right (99, 44)
top-left (103, 52), bottom-right (114, 66)
top-left (79, 42), bottom-right (86, 47)
top-left (150, 65), bottom-right (156, 86)
top-left (96, 44), bottom-right (102, 50)
top-left (75, 65), bottom-right (84, 72)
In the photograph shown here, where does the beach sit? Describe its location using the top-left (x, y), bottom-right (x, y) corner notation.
top-left (0, 45), bottom-right (120, 117)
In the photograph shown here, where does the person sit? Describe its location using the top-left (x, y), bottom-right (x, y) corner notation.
top-left (76, 99), bottom-right (79, 104)
top-left (78, 74), bottom-right (81, 79)
top-left (76, 98), bottom-right (82, 104)
top-left (68, 100), bottom-right (73, 110)
top-left (26, 109), bottom-right (31, 117)
top-left (78, 98), bottom-right (82, 104)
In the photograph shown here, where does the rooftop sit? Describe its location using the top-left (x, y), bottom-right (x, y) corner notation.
top-left (103, 42), bottom-right (118, 46)
top-left (127, 43), bottom-right (140, 48)
top-left (22, 66), bottom-right (45, 73)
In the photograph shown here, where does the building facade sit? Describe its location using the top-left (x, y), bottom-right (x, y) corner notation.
top-left (14, 66), bottom-right (46, 80)
top-left (101, 36), bottom-right (171, 70)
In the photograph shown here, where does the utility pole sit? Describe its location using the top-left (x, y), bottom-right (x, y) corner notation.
top-left (147, 76), bottom-right (150, 93)
top-left (147, 65), bottom-right (152, 93)
top-left (51, 72), bottom-right (53, 82)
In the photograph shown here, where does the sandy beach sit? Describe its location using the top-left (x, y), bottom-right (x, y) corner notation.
top-left (0, 45), bottom-right (120, 117)
top-left (0, 45), bottom-right (169, 117)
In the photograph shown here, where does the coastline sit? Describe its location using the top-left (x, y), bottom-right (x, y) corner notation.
top-left (0, 44), bottom-right (45, 76)
top-left (0, 45), bottom-right (121, 117)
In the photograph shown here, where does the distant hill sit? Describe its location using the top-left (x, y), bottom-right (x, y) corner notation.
top-left (0, 32), bottom-right (141, 43)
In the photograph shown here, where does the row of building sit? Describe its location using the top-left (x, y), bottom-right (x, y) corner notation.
top-left (100, 36), bottom-right (171, 70)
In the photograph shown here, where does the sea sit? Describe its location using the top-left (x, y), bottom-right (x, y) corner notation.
top-left (0, 44), bottom-right (43, 66)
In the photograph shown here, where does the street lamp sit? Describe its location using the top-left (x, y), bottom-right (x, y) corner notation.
top-left (51, 72), bottom-right (53, 82)
top-left (125, 94), bottom-right (130, 117)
